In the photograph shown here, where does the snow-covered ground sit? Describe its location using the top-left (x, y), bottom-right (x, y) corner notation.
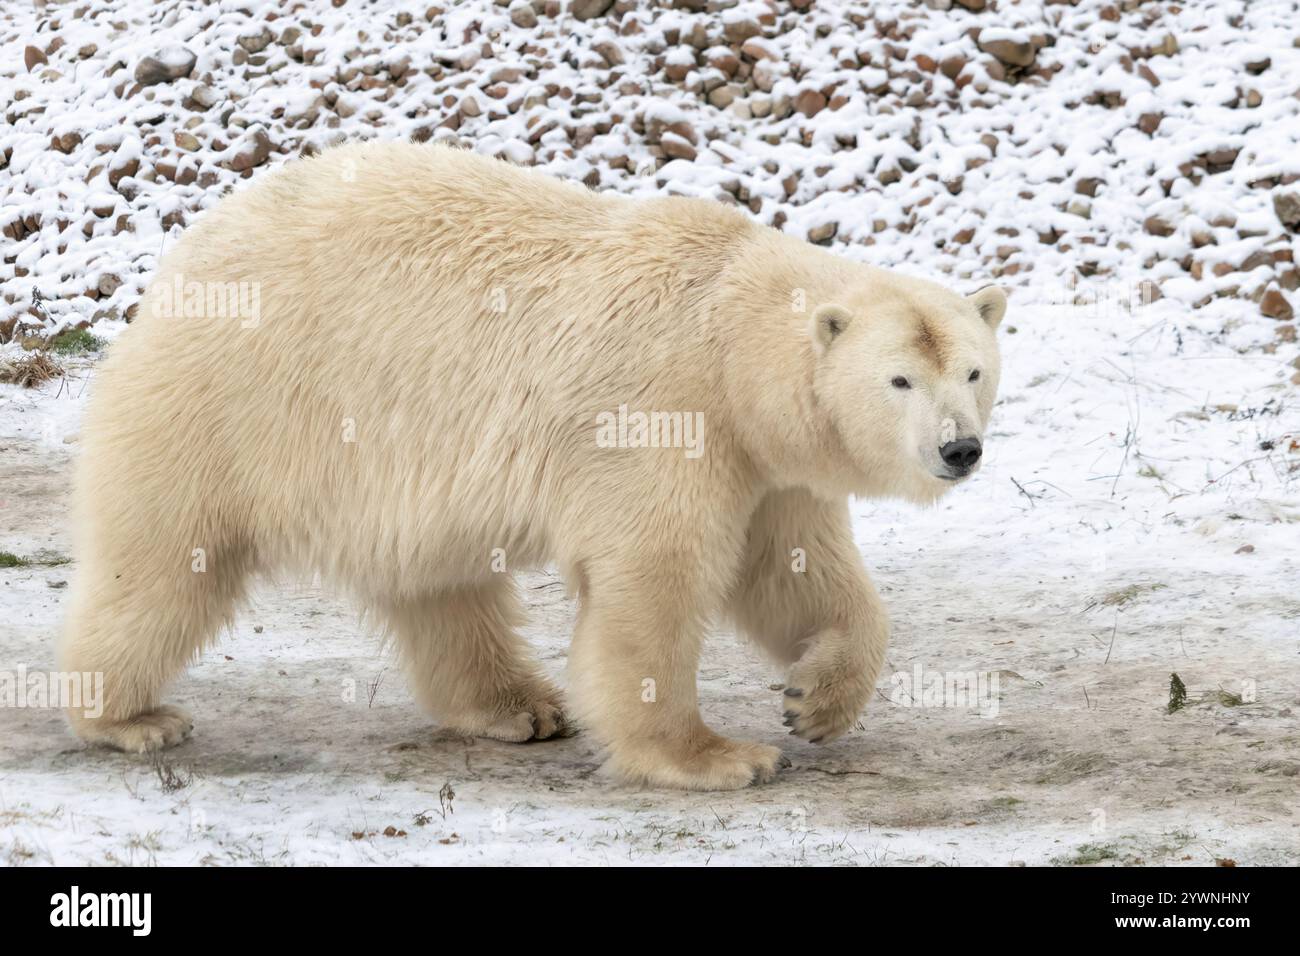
top-left (2, 0), bottom-right (1299, 865)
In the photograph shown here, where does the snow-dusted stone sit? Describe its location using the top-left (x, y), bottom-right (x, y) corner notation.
top-left (24, 44), bottom-right (47, 71)
top-left (509, 1), bottom-right (538, 28)
top-left (978, 28), bottom-right (1036, 68)
top-left (238, 27), bottom-right (274, 54)
top-left (227, 129), bottom-right (273, 171)
top-left (570, 0), bottom-right (613, 21)
top-left (134, 46), bottom-right (197, 86)
top-left (795, 88), bottom-right (827, 117)
top-left (1261, 287), bottom-right (1294, 320)
top-left (660, 131), bottom-right (696, 160)
top-left (1143, 214), bottom-right (1176, 237)
top-left (1274, 192), bottom-right (1300, 231)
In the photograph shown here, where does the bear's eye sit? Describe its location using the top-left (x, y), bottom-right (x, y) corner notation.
top-left (891, 376), bottom-right (910, 389)
top-left (969, 369), bottom-right (981, 383)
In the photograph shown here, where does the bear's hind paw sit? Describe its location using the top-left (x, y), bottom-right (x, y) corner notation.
top-left (72, 704), bottom-right (195, 754)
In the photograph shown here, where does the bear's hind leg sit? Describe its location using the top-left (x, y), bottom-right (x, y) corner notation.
top-left (60, 537), bottom-right (252, 753)
top-left (381, 579), bottom-right (569, 742)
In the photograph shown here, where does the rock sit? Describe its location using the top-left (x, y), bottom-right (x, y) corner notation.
top-left (135, 46), bottom-right (197, 86)
top-left (1245, 56), bottom-right (1271, 75)
top-left (1200, 147), bottom-right (1239, 172)
top-left (190, 84), bottom-right (219, 109)
top-left (1143, 214), bottom-right (1176, 237)
top-left (794, 88), bottom-right (826, 117)
top-left (228, 129), bottom-right (273, 171)
top-left (592, 39), bottom-right (624, 66)
top-left (1137, 112), bottom-right (1163, 134)
top-left (1135, 279), bottom-right (1163, 305)
top-left (571, 0), bottom-right (614, 20)
top-left (722, 16), bottom-right (763, 45)
top-left (108, 157), bottom-right (139, 189)
top-left (707, 84), bottom-right (736, 108)
top-left (939, 55), bottom-right (967, 80)
top-left (1273, 191), bottom-right (1300, 230)
top-left (808, 221), bottom-right (838, 245)
top-left (1260, 287), bottom-right (1294, 320)
top-left (238, 28), bottom-right (274, 54)
top-left (97, 274), bottom-right (122, 297)
top-left (52, 131), bottom-right (82, 153)
top-left (173, 130), bottom-right (201, 151)
top-left (509, 2), bottom-right (538, 28)
top-left (660, 132), bottom-right (696, 161)
top-left (978, 30), bottom-right (1036, 69)
top-left (954, 0), bottom-right (986, 9)
top-left (1075, 177), bottom-right (1103, 197)
top-left (24, 45), bottom-right (48, 72)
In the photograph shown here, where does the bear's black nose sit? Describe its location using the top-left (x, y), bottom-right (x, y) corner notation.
top-left (940, 438), bottom-right (982, 470)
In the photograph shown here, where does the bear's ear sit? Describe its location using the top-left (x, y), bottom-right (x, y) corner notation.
top-left (969, 285), bottom-right (1007, 330)
top-left (810, 304), bottom-right (852, 355)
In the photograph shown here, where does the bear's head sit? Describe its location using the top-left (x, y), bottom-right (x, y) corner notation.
top-left (807, 278), bottom-right (1006, 504)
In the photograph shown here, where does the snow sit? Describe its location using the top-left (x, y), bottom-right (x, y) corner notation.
top-left (2, 0), bottom-right (1299, 865)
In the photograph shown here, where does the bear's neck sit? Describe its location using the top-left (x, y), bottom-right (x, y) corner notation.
top-left (712, 230), bottom-right (874, 500)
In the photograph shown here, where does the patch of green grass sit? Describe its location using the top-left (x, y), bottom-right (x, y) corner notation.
top-left (1102, 582), bottom-right (1168, 607)
top-left (49, 328), bottom-right (104, 355)
top-left (0, 550), bottom-right (70, 569)
top-left (1167, 672), bottom-right (1188, 713)
top-left (1059, 842), bottom-right (1120, 866)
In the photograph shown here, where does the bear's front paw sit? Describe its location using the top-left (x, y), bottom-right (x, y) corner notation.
top-left (607, 734), bottom-right (790, 790)
top-left (782, 629), bottom-right (874, 744)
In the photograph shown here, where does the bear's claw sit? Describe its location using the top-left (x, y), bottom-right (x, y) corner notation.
top-left (781, 630), bottom-right (874, 744)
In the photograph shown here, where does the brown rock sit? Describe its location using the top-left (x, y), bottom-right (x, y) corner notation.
top-left (238, 28), bottom-right (274, 53)
top-left (510, 4), bottom-right (538, 29)
top-left (808, 222), bottom-right (838, 245)
top-left (722, 17), bottom-right (762, 45)
top-left (978, 31), bottom-right (1036, 69)
top-left (1143, 214), bottom-right (1176, 237)
top-left (1137, 112), bottom-right (1162, 134)
top-left (939, 55), bottom-right (967, 80)
top-left (108, 157), bottom-right (139, 189)
top-left (1273, 191), bottom-right (1300, 230)
top-left (1261, 287), bottom-right (1294, 320)
top-left (571, 0), bottom-right (614, 20)
top-left (134, 47), bottom-right (197, 85)
top-left (592, 39), bottom-right (624, 66)
top-left (228, 129), bottom-right (273, 171)
top-left (794, 88), bottom-right (827, 117)
top-left (52, 131), bottom-right (82, 153)
top-left (1075, 177), bottom-right (1103, 197)
top-left (660, 132), bottom-right (696, 161)
top-left (24, 45), bottom-right (48, 72)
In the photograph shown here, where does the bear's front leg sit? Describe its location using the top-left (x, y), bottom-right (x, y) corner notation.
top-left (729, 488), bottom-right (889, 743)
top-left (568, 554), bottom-right (788, 790)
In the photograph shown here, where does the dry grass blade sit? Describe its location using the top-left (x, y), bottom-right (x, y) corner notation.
top-left (0, 351), bottom-right (65, 388)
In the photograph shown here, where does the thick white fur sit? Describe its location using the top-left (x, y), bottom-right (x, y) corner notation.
top-left (60, 142), bottom-right (1005, 790)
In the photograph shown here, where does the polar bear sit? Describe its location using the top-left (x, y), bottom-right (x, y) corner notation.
top-left (60, 141), bottom-right (1006, 790)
